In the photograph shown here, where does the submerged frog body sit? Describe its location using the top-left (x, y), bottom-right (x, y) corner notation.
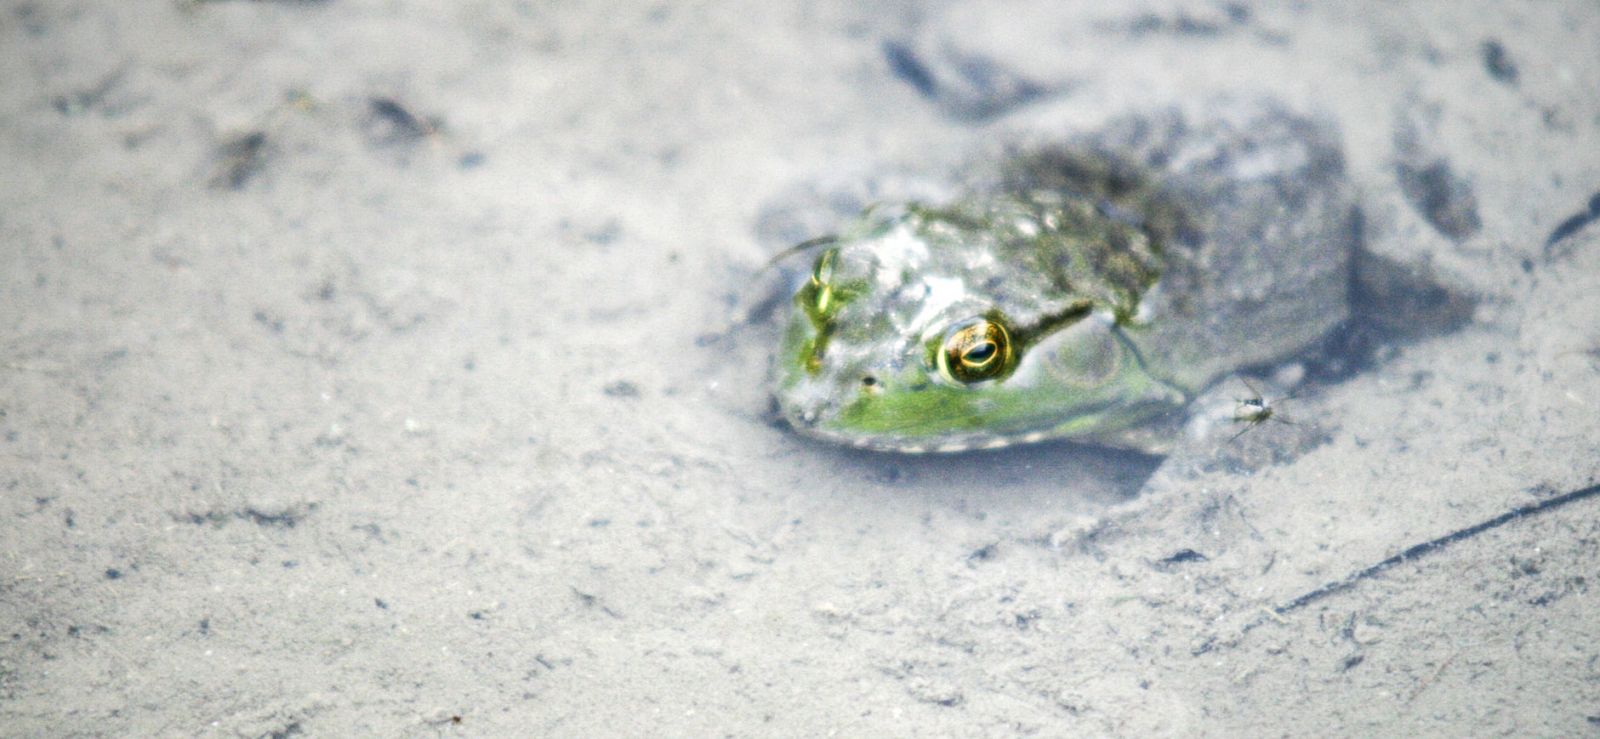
top-left (773, 101), bottom-right (1355, 454)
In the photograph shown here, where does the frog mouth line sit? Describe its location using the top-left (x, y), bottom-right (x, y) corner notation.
top-left (1010, 299), bottom-right (1095, 350)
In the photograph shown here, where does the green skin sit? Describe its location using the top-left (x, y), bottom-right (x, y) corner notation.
top-left (772, 104), bottom-right (1355, 454)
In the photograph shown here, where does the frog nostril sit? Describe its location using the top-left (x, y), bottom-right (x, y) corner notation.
top-left (862, 376), bottom-right (877, 387)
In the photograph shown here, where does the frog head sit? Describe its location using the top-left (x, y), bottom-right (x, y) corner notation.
top-left (773, 205), bottom-right (1189, 452)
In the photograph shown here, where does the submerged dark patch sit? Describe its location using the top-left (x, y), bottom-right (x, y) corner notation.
top-left (177, 505), bottom-right (314, 529)
top-left (883, 41), bottom-right (938, 98)
top-left (1544, 191), bottom-right (1600, 256)
top-left (365, 97), bottom-right (435, 147)
top-left (209, 131), bottom-right (268, 190)
top-left (879, 40), bottom-right (1049, 121)
top-left (1396, 159), bottom-right (1482, 242)
top-left (1480, 39), bottom-right (1519, 85)
top-left (1306, 241), bottom-right (1476, 386)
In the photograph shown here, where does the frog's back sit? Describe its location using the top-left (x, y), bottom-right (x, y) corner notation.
top-left (992, 99), bottom-right (1356, 392)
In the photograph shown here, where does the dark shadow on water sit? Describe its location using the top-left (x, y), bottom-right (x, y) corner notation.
top-left (1304, 214), bottom-right (1478, 385)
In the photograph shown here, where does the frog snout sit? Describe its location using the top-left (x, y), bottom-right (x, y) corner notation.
top-left (783, 396), bottom-right (831, 429)
top-left (777, 379), bottom-right (849, 430)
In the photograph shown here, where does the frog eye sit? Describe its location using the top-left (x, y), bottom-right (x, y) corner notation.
top-left (937, 316), bottom-right (1014, 384)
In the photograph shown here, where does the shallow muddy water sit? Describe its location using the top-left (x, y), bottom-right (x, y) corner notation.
top-left (2, 1), bottom-right (1598, 734)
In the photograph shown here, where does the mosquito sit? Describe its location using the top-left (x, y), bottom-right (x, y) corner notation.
top-left (1230, 378), bottom-right (1297, 442)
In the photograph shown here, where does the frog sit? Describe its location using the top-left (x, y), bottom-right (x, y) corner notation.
top-left (771, 99), bottom-right (1356, 454)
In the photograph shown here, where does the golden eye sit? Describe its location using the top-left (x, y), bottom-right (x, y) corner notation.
top-left (937, 316), bottom-right (1014, 384)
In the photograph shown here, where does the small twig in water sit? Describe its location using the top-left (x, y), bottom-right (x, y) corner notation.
top-left (1406, 651), bottom-right (1459, 704)
top-left (1269, 481), bottom-right (1600, 618)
